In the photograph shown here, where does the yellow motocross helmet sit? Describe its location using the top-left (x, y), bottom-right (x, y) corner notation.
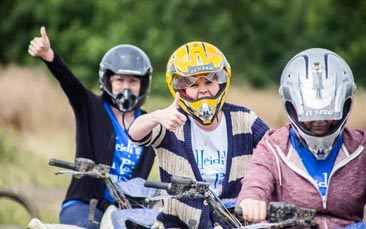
top-left (166, 41), bottom-right (231, 125)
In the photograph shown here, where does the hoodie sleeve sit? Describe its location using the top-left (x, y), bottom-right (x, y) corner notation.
top-left (237, 133), bottom-right (279, 206)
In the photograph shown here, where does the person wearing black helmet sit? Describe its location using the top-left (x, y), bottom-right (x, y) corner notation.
top-left (28, 26), bottom-right (156, 229)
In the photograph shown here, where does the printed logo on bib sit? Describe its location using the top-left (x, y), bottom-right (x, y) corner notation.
top-left (195, 149), bottom-right (227, 190)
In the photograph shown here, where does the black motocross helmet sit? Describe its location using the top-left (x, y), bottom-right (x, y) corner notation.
top-left (99, 44), bottom-right (152, 112)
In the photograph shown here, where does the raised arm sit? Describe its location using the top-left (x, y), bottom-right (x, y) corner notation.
top-left (28, 26), bottom-right (54, 62)
top-left (28, 26), bottom-right (88, 108)
top-left (128, 93), bottom-right (187, 140)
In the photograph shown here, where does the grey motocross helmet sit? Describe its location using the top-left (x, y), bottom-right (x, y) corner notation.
top-left (99, 44), bottom-right (152, 112)
top-left (279, 48), bottom-right (356, 159)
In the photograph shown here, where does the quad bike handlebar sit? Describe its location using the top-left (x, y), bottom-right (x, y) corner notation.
top-left (144, 176), bottom-right (320, 229)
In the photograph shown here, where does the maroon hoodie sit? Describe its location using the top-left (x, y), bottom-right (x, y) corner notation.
top-left (237, 124), bottom-right (366, 228)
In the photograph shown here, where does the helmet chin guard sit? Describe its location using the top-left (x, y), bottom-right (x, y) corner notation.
top-left (113, 89), bottom-right (138, 112)
top-left (288, 110), bottom-right (347, 160)
top-left (179, 85), bottom-right (227, 125)
top-left (197, 102), bottom-right (214, 121)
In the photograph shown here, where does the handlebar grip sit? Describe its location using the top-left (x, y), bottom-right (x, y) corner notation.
top-left (234, 206), bottom-right (242, 216)
top-left (144, 180), bottom-right (170, 190)
top-left (49, 159), bottom-right (76, 170)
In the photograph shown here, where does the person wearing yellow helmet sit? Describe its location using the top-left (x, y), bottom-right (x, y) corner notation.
top-left (166, 41), bottom-right (231, 126)
top-left (128, 41), bottom-right (269, 228)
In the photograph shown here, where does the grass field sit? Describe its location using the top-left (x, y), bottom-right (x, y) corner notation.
top-left (0, 65), bottom-right (365, 226)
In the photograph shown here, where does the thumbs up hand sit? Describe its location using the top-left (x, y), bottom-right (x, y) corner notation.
top-left (156, 92), bottom-right (187, 131)
top-left (171, 92), bottom-right (181, 110)
top-left (28, 26), bottom-right (54, 62)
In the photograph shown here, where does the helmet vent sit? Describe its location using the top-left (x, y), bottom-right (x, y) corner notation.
top-left (195, 53), bottom-right (203, 65)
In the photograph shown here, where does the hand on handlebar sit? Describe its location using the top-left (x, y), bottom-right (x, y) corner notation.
top-left (238, 198), bottom-right (267, 223)
top-left (144, 177), bottom-right (320, 229)
top-left (237, 201), bottom-right (319, 229)
top-left (49, 157), bottom-right (110, 179)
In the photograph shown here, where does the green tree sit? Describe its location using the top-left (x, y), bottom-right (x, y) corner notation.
top-left (1, 0), bottom-right (365, 91)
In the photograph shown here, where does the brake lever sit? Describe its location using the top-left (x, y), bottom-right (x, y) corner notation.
top-left (54, 170), bottom-right (81, 175)
top-left (145, 194), bottom-right (181, 203)
top-left (240, 222), bottom-right (280, 229)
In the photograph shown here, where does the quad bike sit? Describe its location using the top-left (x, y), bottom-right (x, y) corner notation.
top-left (27, 157), bottom-right (161, 229)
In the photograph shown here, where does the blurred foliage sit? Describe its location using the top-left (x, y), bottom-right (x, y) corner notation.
top-left (0, 196), bottom-right (34, 227)
top-left (0, 122), bottom-right (70, 223)
top-left (1, 0), bottom-right (366, 96)
top-left (0, 123), bottom-right (18, 163)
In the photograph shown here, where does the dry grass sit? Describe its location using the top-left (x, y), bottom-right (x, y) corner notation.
top-left (0, 66), bottom-right (74, 224)
top-left (0, 65), bottom-right (365, 224)
top-left (0, 66), bottom-right (73, 131)
top-left (227, 84), bottom-right (366, 130)
top-left (2, 65), bottom-right (364, 137)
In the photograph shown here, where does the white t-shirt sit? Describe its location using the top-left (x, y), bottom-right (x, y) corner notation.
top-left (190, 116), bottom-right (228, 196)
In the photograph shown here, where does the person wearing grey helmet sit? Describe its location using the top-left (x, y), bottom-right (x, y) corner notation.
top-left (28, 26), bottom-right (156, 229)
top-left (237, 48), bottom-right (366, 228)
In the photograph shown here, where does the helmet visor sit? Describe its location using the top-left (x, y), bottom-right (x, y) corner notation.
top-left (172, 70), bottom-right (228, 89)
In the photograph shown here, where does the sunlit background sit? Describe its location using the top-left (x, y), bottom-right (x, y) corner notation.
top-left (1, 0), bottom-right (366, 226)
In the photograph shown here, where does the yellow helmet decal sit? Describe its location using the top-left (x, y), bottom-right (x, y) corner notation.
top-left (167, 42), bottom-right (226, 77)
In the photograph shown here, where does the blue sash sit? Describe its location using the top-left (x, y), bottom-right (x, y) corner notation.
top-left (103, 103), bottom-right (143, 202)
top-left (289, 128), bottom-right (342, 196)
